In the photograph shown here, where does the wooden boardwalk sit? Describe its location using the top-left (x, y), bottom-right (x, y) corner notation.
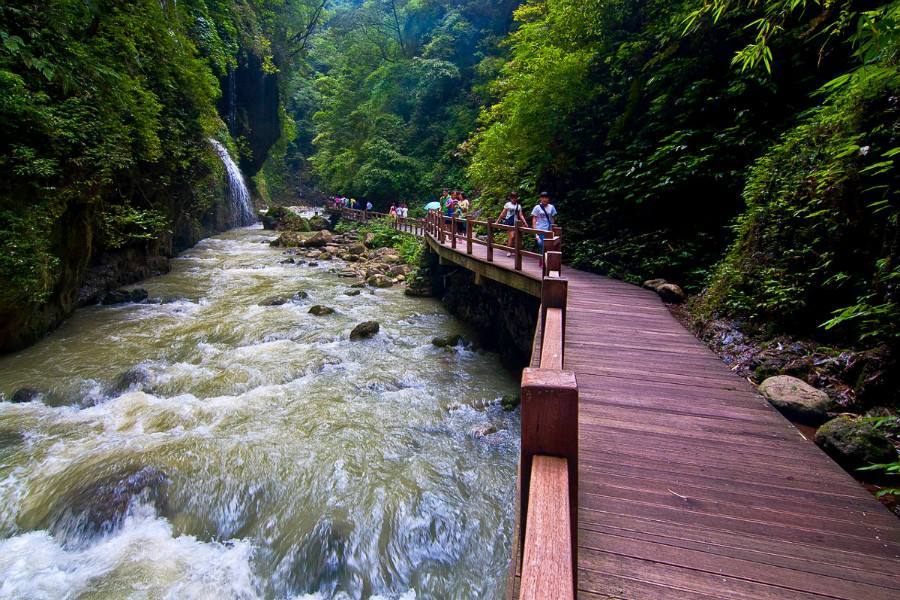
top-left (332, 209), bottom-right (900, 598)
top-left (424, 233), bottom-right (900, 599)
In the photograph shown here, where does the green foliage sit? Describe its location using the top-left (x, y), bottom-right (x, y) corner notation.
top-left (858, 416), bottom-right (900, 496)
top-left (298, 0), bottom-right (516, 206)
top-left (698, 2), bottom-right (900, 346)
top-left (101, 204), bottom-right (170, 250)
top-left (0, 0), bottom-right (320, 322)
top-left (359, 217), bottom-right (424, 264)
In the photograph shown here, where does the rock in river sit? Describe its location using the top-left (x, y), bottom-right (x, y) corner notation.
top-left (759, 375), bottom-right (832, 424)
top-left (309, 305), bottom-right (335, 316)
top-left (260, 296), bottom-right (289, 306)
top-left (9, 387), bottom-right (43, 403)
top-left (815, 415), bottom-right (898, 470)
top-left (350, 321), bottom-right (380, 340)
top-left (367, 274), bottom-right (393, 288)
top-left (101, 288), bottom-right (149, 305)
top-left (47, 466), bottom-right (170, 547)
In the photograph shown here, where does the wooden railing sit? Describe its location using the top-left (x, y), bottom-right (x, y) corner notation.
top-left (422, 210), bottom-right (563, 272)
top-left (328, 204), bottom-right (577, 598)
top-left (519, 251), bottom-right (577, 600)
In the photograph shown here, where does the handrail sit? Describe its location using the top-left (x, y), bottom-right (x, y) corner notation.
top-left (327, 204), bottom-right (578, 597)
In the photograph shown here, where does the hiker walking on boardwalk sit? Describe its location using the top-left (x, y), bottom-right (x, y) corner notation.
top-left (531, 191), bottom-right (557, 265)
top-left (496, 191), bottom-right (527, 256)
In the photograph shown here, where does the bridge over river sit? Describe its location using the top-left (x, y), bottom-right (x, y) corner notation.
top-left (330, 207), bottom-right (900, 600)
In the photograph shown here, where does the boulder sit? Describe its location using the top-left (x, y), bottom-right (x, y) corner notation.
top-left (433, 335), bottom-right (464, 348)
top-left (271, 230), bottom-right (333, 248)
top-left (347, 242), bottom-right (367, 255)
top-left (308, 215), bottom-right (330, 231)
top-left (101, 288), bottom-right (149, 305)
top-left (367, 274), bottom-right (393, 288)
top-left (318, 251), bottom-right (331, 261)
top-left (815, 416), bottom-right (898, 470)
top-left (304, 230), bottom-right (333, 247)
top-left (309, 305), bottom-right (335, 316)
top-left (294, 291), bottom-right (309, 300)
top-left (472, 423), bottom-right (498, 438)
top-left (350, 321), bottom-right (380, 340)
top-left (9, 387), bottom-right (42, 403)
top-left (642, 278), bottom-right (667, 291)
top-left (364, 232), bottom-right (376, 247)
top-left (259, 296), bottom-right (289, 306)
top-left (307, 262), bottom-right (319, 267)
top-left (388, 265), bottom-right (410, 277)
top-left (279, 258), bottom-right (296, 264)
top-left (110, 365), bottom-right (153, 394)
top-left (350, 282), bottom-right (366, 288)
top-left (47, 466), bottom-right (169, 547)
top-left (759, 376), bottom-right (832, 424)
top-left (345, 290), bottom-right (361, 297)
top-left (656, 283), bottom-right (685, 303)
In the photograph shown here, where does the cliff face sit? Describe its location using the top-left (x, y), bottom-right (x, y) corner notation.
top-left (218, 53), bottom-right (282, 177)
top-left (0, 170), bottom-right (238, 353)
top-left (0, 1), bottom-right (292, 354)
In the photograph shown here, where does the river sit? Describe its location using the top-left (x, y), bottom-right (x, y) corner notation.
top-left (0, 225), bottom-right (520, 599)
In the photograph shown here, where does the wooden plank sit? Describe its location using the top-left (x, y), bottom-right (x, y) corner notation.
top-left (540, 308), bottom-right (564, 370)
top-left (520, 456), bottom-right (575, 600)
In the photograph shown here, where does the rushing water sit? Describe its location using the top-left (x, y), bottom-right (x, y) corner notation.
top-left (0, 225), bottom-right (520, 599)
top-left (210, 139), bottom-right (256, 227)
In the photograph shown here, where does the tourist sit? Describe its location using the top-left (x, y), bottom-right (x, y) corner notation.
top-left (496, 191), bottom-right (527, 256)
top-left (399, 203), bottom-right (408, 219)
top-left (366, 200), bottom-right (373, 212)
top-left (531, 191), bottom-right (558, 266)
top-left (389, 204), bottom-right (397, 219)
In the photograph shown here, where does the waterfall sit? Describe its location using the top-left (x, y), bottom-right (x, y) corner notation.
top-left (209, 138), bottom-right (256, 227)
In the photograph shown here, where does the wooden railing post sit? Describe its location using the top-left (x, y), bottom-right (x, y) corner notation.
top-left (541, 276), bottom-right (568, 350)
top-left (487, 221), bottom-right (494, 262)
top-left (545, 251), bottom-right (562, 278)
top-left (451, 215), bottom-right (457, 249)
top-left (520, 368), bottom-right (578, 589)
top-left (466, 218), bottom-right (473, 254)
top-left (515, 221), bottom-right (523, 270)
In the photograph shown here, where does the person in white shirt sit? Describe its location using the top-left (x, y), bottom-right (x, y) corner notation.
top-left (496, 191), bottom-right (528, 256)
top-left (531, 191), bottom-right (558, 264)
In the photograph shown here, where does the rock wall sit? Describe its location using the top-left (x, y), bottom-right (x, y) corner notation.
top-left (0, 178), bottom-right (233, 354)
top-left (424, 249), bottom-right (539, 369)
top-left (218, 53), bottom-right (281, 177)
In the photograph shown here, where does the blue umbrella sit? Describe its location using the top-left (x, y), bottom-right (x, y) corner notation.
top-left (423, 201), bottom-right (441, 211)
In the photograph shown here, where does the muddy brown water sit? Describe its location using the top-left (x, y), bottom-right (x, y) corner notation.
top-left (0, 225), bottom-right (520, 599)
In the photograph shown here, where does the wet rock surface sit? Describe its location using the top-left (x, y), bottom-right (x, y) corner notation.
top-left (101, 288), bottom-right (149, 305)
top-left (46, 466), bottom-right (170, 548)
top-left (350, 321), bottom-right (380, 340)
top-left (309, 305), bottom-right (335, 316)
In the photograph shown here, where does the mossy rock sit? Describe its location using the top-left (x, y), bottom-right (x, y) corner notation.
top-left (309, 305), bottom-right (335, 316)
top-left (814, 416), bottom-right (898, 470)
top-left (500, 394), bottom-right (520, 411)
top-left (308, 215), bottom-right (330, 231)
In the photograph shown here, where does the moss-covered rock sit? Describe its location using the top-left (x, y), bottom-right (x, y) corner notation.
top-left (814, 416), bottom-right (898, 470)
